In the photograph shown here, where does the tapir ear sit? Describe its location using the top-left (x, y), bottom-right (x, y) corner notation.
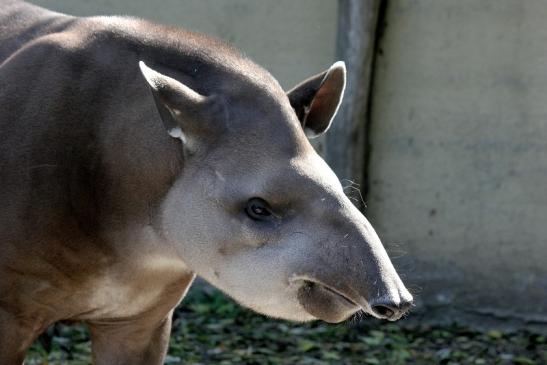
top-left (139, 61), bottom-right (226, 147)
top-left (287, 61), bottom-right (346, 138)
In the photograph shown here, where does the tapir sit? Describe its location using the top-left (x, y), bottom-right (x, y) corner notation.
top-left (0, 1), bottom-right (413, 363)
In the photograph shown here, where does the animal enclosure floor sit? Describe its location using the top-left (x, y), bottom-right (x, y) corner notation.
top-left (26, 289), bottom-right (546, 365)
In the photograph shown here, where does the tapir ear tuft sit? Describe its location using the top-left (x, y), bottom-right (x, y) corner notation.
top-left (287, 61), bottom-right (346, 138)
top-left (139, 61), bottom-right (226, 146)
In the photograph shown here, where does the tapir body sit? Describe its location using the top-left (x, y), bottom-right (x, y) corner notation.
top-left (0, 1), bottom-right (412, 363)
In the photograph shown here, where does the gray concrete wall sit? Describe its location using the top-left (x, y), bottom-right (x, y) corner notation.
top-left (31, 0), bottom-right (338, 89)
top-left (368, 0), bottom-right (547, 328)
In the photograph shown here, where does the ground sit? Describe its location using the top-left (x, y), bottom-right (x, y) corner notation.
top-left (26, 288), bottom-right (546, 365)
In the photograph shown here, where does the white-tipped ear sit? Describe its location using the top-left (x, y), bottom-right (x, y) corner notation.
top-left (139, 60), bottom-right (158, 87)
top-left (139, 61), bottom-right (206, 107)
top-left (139, 61), bottom-right (226, 146)
top-left (287, 61), bottom-right (346, 138)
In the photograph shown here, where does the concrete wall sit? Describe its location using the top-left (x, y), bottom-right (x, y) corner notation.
top-left (368, 0), bottom-right (547, 328)
top-left (31, 0), bottom-right (338, 89)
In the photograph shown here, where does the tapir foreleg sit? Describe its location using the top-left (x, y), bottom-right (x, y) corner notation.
top-left (0, 308), bottom-right (50, 365)
top-left (89, 310), bottom-right (173, 365)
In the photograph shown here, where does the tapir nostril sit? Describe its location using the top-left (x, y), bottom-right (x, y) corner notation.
top-left (370, 298), bottom-right (413, 320)
top-left (371, 305), bottom-right (394, 318)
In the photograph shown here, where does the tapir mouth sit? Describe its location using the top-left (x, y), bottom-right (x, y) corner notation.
top-left (292, 276), bottom-right (413, 322)
top-left (303, 280), bottom-right (359, 307)
top-left (292, 277), bottom-right (362, 323)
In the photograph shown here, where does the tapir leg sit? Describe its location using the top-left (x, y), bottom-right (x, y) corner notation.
top-left (0, 308), bottom-right (47, 365)
top-left (89, 310), bottom-right (173, 365)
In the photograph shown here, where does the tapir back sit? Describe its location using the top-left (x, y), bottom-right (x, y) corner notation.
top-left (0, 1), bottom-right (68, 62)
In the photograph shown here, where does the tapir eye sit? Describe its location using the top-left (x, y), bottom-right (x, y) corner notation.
top-left (245, 198), bottom-right (273, 221)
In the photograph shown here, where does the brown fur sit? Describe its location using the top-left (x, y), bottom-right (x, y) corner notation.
top-left (0, 2), bottom-right (412, 363)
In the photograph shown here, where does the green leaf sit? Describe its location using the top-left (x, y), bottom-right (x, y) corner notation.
top-left (364, 357), bottom-right (380, 364)
top-left (297, 339), bottom-right (316, 352)
top-left (514, 356), bottom-right (536, 365)
top-left (322, 351), bottom-right (341, 360)
top-left (487, 330), bottom-right (503, 339)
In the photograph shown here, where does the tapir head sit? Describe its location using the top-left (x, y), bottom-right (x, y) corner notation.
top-left (139, 59), bottom-right (412, 323)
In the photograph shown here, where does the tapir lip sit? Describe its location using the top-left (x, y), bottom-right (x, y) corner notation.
top-left (320, 284), bottom-right (358, 307)
top-left (291, 277), bottom-right (362, 307)
top-left (291, 276), bottom-right (366, 322)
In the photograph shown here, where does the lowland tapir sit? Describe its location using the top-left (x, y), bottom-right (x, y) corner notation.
top-left (0, 1), bottom-right (413, 363)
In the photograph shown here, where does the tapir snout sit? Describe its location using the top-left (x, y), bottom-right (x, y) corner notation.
top-left (293, 230), bottom-right (414, 322)
top-left (287, 181), bottom-right (413, 323)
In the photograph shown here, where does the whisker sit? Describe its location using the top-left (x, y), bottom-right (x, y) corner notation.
top-left (342, 184), bottom-right (367, 208)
